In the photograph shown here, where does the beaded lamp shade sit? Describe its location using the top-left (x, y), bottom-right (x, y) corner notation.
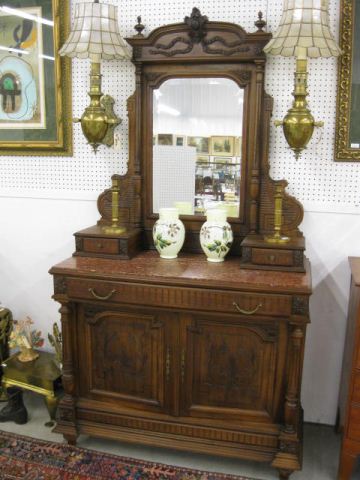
top-left (264, 0), bottom-right (341, 58)
top-left (59, 1), bottom-right (130, 62)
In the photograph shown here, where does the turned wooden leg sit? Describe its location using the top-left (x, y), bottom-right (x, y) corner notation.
top-left (338, 448), bottom-right (357, 480)
top-left (278, 469), bottom-right (293, 480)
top-left (64, 433), bottom-right (77, 446)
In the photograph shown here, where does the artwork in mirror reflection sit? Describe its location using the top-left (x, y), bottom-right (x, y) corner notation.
top-left (153, 78), bottom-right (243, 217)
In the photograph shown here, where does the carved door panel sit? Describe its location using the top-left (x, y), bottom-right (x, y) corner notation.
top-left (180, 314), bottom-right (287, 424)
top-left (77, 304), bottom-right (171, 414)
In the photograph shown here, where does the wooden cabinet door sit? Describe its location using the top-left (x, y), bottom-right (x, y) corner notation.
top-left (77, 304), bottom-right (172, 414)
top-left (180, 314), bottom-right (287, 424)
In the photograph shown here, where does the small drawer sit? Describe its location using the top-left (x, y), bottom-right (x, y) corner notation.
top-left (82, 238), bottom-right (119, 255)
top-left (66, 278), bottom-right (292, 317)
top-left (348, 404), bottom-right (360, 441)
top-left (252, 248), bottom-right (294, 267)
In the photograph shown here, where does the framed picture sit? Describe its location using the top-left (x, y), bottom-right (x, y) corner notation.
top-left (335, 0), bottom-right (360, 161)
top-left (157, 133), bottom-right (173, 145)
top-left (234, 137), bottom-right (242, 156)
top-left (210, 136), bottom-right (235, 156)
top-left (187, 136), bottom-right (209, 154)
top-left (213, 156), bottom-right (230, 165)
top-left (175, 135), bottom-right (186, 146)
top-left (0, 0), bottom-right (72, 156)
top-left (196, 155), bottom-right (210, 164)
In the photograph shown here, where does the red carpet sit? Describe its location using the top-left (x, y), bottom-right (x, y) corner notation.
top-left (0, 430), bottom-right (258, 479)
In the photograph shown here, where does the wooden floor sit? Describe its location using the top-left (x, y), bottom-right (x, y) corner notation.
top-left (1, 392), bottom-right (359, 479)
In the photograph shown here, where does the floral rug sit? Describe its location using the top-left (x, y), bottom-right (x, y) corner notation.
top-left (0, 430), bottom-right (258, 480)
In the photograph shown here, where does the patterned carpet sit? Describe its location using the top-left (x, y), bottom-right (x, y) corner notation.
top-left (0, 430), bottom-right (258, 480)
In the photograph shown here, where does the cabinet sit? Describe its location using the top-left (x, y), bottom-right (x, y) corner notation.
top-left (337, 257), bottom-right (360, 479)
top-left (50, 252), bottom-right (311, 480)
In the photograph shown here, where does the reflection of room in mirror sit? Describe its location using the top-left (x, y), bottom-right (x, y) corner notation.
top-left (153, 78), bottom-right (243, 217)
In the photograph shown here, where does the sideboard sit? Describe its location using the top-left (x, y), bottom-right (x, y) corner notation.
top-left (50, 252), bottom-right (311, 479)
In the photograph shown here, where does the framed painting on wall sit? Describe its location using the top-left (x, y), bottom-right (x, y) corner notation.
top-left (335, 0), bottom-right (360, 161)
top-left (0, 0), bottom-right (72, 156)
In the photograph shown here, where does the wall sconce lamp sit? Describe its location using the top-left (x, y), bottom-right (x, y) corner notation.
top-left (264, 0), bottom-right (341, 159)
top-left (59, 0), bottom-right (131, 152)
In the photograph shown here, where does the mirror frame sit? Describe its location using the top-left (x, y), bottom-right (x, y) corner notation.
top-left (335, 0), bottom-right (360, 161)
top-left (126, 9), bottom-right (304, 254)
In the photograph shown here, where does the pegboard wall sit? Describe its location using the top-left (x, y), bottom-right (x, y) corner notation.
top-left (0, 0), bottom-right (358, 211)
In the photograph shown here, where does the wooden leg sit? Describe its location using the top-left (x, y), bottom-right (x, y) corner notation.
top-left (338, 448), bottom-right (357, 480)
top-left (278, 469), bottom-right (293, 480)
top-left (64, 433), bottom-right (77, 446)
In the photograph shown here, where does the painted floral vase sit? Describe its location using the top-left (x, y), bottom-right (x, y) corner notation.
top-left (200, 208), bottom-right (233, 262)
top-left (153, 208), bottom-right (185, 259)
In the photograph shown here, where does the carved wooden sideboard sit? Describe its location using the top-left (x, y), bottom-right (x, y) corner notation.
top-left (50, 252), bottom-right (311, 479)
top-left (50, 10), bottom-right (312, 480)
top-left (337, 257), bottom-right (360, 479)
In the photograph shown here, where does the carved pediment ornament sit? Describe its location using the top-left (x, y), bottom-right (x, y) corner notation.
top-left (150, 8), bottom-right (249, 58)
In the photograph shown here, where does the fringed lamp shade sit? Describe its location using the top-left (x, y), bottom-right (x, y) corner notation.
top-left (59, 2), bottom-right (130, 62)
top-left (263, 0), bottom-right (342, 58)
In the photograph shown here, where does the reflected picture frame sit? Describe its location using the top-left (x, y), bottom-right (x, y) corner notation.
top-left (187, 136), bottom-right (209, 154)
top-left (157, 133), bottom-right (173, 145)
top-left (0, 0), bottom-right (72, 156)
top-left (335, 0), bottom-right (360, 161)
top-left (210, 136), bottom-right (234, 156)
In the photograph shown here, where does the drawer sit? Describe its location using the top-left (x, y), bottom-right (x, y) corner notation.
top-left (252, 248), bottom-right (294, 267)
top-left (82, 238), bottom-right (120, 255)
top-left (66, 278), bottom-right (292, 317)
top-left (348, 404), bottom-right (360, 442)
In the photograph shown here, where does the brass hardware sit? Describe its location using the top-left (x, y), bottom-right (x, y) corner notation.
top-left (276, 57), bottom-right (323, 159)
top-left (264, 184), bottom-right (290, 244)
top-left (233, 302), bottom-right (262, 315)
top-left (76, 62), bottom-right (121, 152)
top-left (181, 349), bottom-right (186, 383)
top-left (88, 288), bottom-right (116, 300)
top-left (165, 346), bottom-right (171, 382)
top-left (102, 175), bottom-right (126, 235)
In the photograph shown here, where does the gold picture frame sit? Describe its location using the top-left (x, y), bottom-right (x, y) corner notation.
top-left (0, 0), bottom-right (72, 156)
top-left (187, 136), bottom-right (209, 154)
top-left (335, 0), bottom-right (360, 161)
top-left (157, 133), bottom-right (173, 145)
top-left (210, 136), bottom-right (235, 156)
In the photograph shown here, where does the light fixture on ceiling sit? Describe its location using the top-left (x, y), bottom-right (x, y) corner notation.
top-left (264, 0), bottom-right (341, 159)
top-left (59, 0), bottom-right (131, 152)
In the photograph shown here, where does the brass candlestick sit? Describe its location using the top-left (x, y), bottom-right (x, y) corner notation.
top-left (103, 175), bottom-right (126, 235)
top-left (265, 184), bottom-right (290, 244)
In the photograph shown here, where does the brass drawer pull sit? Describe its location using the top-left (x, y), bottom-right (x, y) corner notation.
top-left (88, 288), bottom-right (116, 301)
top-left (165, 346), bottom-right (171, 382)
top-left (233, 302), bottom-right (262, 315)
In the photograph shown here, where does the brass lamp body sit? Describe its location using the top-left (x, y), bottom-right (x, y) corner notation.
top-left (74, 62), bottom-right (121, 152)
top-left (275, 58), bottom-right (323, 159)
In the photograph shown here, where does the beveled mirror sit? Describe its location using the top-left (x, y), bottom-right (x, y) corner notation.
top-left (152, 77), bottom-right (243, 217)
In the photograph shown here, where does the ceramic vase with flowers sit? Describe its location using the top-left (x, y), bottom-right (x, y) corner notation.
top-left (9, 316), bottom-right (44, 362)
top-left (200, 208), bottom-right (233, 262)
top-left (153, 207), bottom-right (185, 259)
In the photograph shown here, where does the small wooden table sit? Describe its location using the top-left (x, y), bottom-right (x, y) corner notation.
top-left (1, 350), bottom-right (62, 426)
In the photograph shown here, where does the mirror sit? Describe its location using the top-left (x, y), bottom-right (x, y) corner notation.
top-left (152, 78), bottom-right (243, 216)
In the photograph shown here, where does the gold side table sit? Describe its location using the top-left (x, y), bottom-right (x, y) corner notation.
top-left (1, 350), bottom-right (62, 427)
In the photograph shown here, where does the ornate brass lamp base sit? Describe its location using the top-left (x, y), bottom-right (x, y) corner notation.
top-left (275, 58), bottom-right (323, 159)
top-left (264, 232), bottom-right (290, 244)
top-left (74, 62), bottom-right (121, 152)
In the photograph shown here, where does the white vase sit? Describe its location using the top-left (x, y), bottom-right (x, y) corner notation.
top-left (153, 208), bottom-right (185, 259)
top-left (200, 209), bottom-right (233, 262)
